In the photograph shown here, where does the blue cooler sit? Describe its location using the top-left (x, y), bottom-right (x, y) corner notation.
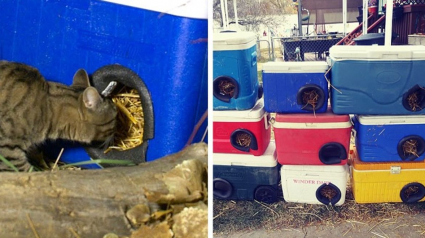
top-left (213, 31), bottom-right (259, 110)
top-left (213, 141), bottom-right (280, 203)
top-left (354, 115), bottom-right (425, 162)
top-left (0, 0), bottom-right (207, 167)
top-left (330, 45), bottom-right (425, 115)
top-left (262, 61), bottom-right (329, 113)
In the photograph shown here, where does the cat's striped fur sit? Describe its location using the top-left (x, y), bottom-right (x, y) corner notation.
top-left (0, 61), bottom-right (117, 171)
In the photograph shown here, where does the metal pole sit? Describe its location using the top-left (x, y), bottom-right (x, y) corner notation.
top-left (233, 0), bottom-right (238, 29)
top-left (343, 0), bottom-right (347, 36)
top-left (220, 0), bottom-right (226, 29)
top-left (224, 0), bottom-right (229, 29)
top-left (385, 0), bottom-right (393, 45)
top-left (298, 0), bottom-right (303, 36)
top-left (362, 0), bottom-right (368, 34)
top-left (271, 37), bottom-right (275, 61)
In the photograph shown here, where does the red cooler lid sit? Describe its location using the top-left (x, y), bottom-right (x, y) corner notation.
top-left (274, 109), bottom-right (351, 129)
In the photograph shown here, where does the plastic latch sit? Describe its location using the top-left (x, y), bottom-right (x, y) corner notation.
top-left (390, 166), bottom-right (401, 174)
top-left (264, 113), bottom-right (271, 130)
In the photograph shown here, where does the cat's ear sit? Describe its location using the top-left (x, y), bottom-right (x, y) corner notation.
top-left (72, 69), bottom-right (91, 89)
top-left (83, 87), bottom-right (102, 109)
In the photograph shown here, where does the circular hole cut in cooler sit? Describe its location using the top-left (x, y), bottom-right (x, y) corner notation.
top-left (402, 85), bottom-right (425, 112)
top-left (213, 178), bottom-right (233, 199)
top-left (296, 84), bottom-right (325, 112)
top-left (400, 182), bottom-right (425, 203)
top-left (318, 142), bottom-right (347, 165)
top-left (85, 64), bottom-right (154, 165)
top-left (254, 185), bottom-right (278, 204)
top-left (230, 129), bottom-right (258, 152)
top-left (213, 76), bottom-right (239, 102)
top-left (316, 183), bottom-right (342, 206)
top-left (397, 135), bottom-right (425, 161)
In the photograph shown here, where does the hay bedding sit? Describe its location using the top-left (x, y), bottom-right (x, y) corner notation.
top-left (105, 87), bottom-right (144, 153)
top-left (319, 185), bottom-right (338, 201)
top-left (301, 90), bottom-right (319, 113)
top-left (407, 91), bottom-right (422, 112)
top-left (235, 132), bottom-right (251, 148)
top-left (402, 139), bottom-right (420, 158)
top-left (218, 79), bottom-right (235, 97)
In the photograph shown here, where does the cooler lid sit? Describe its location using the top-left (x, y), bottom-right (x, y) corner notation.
top-left (280, 164), bottom-right (348, 173)
top-left (213, 98), bottom-right (265, 122)
top-left (213, 31), bottom-right (257, 51)
top-left (262, 61), bottom-right (329, 73)
top-left (213, 141), bottom-right (277, 167)
top-left (273, 109), bottom-right (351, 129)
top-left (352, 148), bottom-right (425, 170)
top-left (357, 115), bottom-right (425, 125)
top-left (329, 45), bottom-right (425, 60)
top-left (101, 0), bottom-right (207, 19)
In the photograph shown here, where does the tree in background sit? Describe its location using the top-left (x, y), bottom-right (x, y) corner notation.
top-left (213, 0), bottom-right (297, 33)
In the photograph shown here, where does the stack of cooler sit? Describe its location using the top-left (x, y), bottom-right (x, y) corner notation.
top-left (212, 31), bottom-right (279, 204)
top-left (262, 61), bottom-right (351, 206)
top-left (329, 45), bottom-right (425, 203)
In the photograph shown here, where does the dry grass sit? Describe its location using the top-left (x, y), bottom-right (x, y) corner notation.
top-left (213, 184), bottom-right (425, 234)
top-left (105, 87), bottom-right (144, 153)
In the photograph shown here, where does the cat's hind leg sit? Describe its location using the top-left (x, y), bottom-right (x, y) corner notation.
top-left (0, 146), bottom-right (32, 172)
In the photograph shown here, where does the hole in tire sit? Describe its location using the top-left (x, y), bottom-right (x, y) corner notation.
top-left (213, 76), bottom-right (239, 102)
top-left (402, 85), bottom-right (425, 112)
top-left (234, 131), bottom-right (251, 148)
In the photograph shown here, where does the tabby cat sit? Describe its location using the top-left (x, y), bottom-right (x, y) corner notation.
top-left (0, 61), bottom-right (117, 171)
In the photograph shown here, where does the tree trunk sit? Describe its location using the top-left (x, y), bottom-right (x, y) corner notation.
top-left (0, 143), bottom-right (208, 238)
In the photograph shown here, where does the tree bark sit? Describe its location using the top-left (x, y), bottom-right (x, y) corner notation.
top-left (0, 143), bottom-right (208, 238)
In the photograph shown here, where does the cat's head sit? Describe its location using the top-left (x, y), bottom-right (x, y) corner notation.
top-left (72, 69), bottom-right (118, 144)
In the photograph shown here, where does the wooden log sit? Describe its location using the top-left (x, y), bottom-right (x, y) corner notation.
top-left (0, 143), bottom-right (208, 238)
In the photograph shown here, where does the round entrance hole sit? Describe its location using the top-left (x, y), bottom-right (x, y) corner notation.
top-left (85, 64), bottom-right (154, 165)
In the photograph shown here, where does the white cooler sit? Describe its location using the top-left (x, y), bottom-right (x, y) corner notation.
top-left (280, 164), bottom-right (348, 206)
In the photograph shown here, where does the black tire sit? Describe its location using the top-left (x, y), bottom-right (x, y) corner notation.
top-left (85, 64), bottom-right (154, 165)
top-left (318, 142), bottom-right (347, 165)
top-left (397, 135), bottom-right (425, 161)
top-left (213, 178), bottom-right (233, 199)
top-left (316, 183), bottom-right (342, 205)
top-left (254, 185), bottom-right (278, 204)
top-left (230, 129), bottom-right (258, 152)
top-left (402, 84), bottom-right (425, 112)
top-left (400, 182), bottom-right (425, 203)
top-left (296, 84), bottom-right (326, 111)
top-left (213, 76), bottom-right (239, 102)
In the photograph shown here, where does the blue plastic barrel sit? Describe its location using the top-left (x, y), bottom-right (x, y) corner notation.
top-left (0, 0), bottom-right (208, 167)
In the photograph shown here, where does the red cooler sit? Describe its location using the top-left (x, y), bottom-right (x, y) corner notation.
top-left (213, 99), bottom-right (271, 156)
top-left (273, 110), bottom-right (351, 165)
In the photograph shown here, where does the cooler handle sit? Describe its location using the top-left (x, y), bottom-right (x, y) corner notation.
top-left (251, 52), bottom-right (257, 66)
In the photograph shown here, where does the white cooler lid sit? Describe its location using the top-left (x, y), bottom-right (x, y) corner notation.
top-left (101, 0), bottom-right (207, 19)
top-left (213, 141), bottom-right (277, 167)
top-left (329, 45), bottom-right (425, 61)
top-left (280, 164), bottom-right (348, 174)
top-left (357, 115), bottom-right (425, 125)
top-left (262, 61), bottom-right (329, 73)
top-left (213, 31), bottom-right (257, 51)
top-left (213, 98), bottom-right (265, 122)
